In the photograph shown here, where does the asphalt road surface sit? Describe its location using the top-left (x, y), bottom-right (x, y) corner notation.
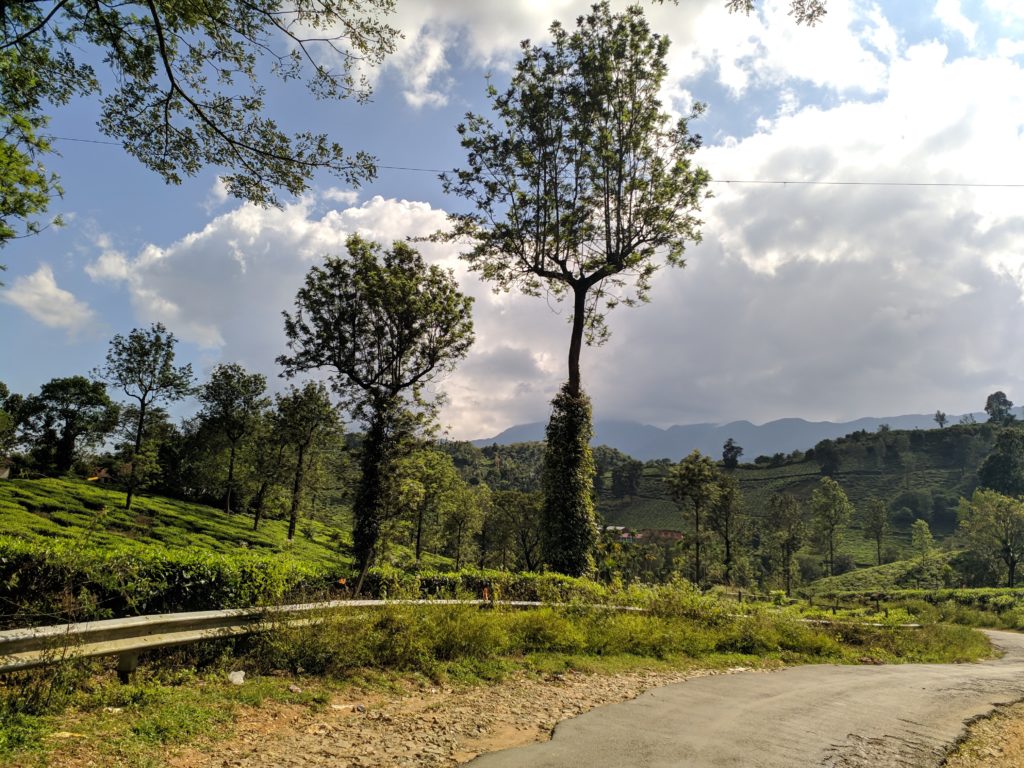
top-left (469, 630), bottom-right (1024, 768)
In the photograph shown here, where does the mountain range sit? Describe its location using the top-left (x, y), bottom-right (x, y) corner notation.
top-left (472, 413), bottom-right (990, 461)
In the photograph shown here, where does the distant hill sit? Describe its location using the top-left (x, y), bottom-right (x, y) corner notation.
top-left (474, 413), bottom-right (992, 461)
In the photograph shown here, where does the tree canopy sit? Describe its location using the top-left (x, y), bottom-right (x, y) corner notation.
top-left (443, 1), bottom-right (709, 397)
top-left (94, 322), bottom-right (194, 508)
top-left (0, 0), bottom-right (399, 248)
top-left (959, 489), bottom-right (1024, 588)
top-left (279, 235), bottom-right (474, 577)
top-left (197, 363), bottom-right (268, 513)
top-left (985, 391), bottom-right (1015, 425)
top-left (20, 376), bottom-right (119, 474)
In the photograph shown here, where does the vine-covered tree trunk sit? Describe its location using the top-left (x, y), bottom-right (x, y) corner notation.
top-left (541, 383), bottom-right (597, 576)
top-left (354, 411), bottom-right (394, 588)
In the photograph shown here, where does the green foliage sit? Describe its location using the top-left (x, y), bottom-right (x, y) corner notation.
top-left (803, 552), bottom-right (958, 594)
top-left (480, 489), bottom-right (544, 572)
top-left (0, 476), bottom-right (346, 596)
top-left (985, 391), bottom-right (1015, 425)
top-left (541, 385), bottom-right (598, 576)
top-left (0, 535), bottom-right (327, 626)
top-left (811, 477), bottom-right (853, 577)
top-left (197, 363), bottom-right (268, 514)
top-left (443, 1), bottom-right (708, 396)
top-left (666, 450), bottom-right (720, 585)
top-left (910, 519), bottom-right (934, 557)
top-left (19, 376), bottom-right (119, 474)
top-left (280, 236), bottom-right (474, 574)
top-left (273, 381), bottom-right (339, 541)
top-left (93, 322), bottom-right (195, 510)
top-left (958, 488), bottom-right (1024, 587)
top-left (0, 0), bottom-right (399, 246)
top-left (720, 0), bottom-right (828, 26)
top-left (978, 428), bottom-right (1024, 496)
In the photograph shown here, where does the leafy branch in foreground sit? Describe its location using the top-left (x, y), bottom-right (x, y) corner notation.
top-left (0, 0), bottom-right (399, 248)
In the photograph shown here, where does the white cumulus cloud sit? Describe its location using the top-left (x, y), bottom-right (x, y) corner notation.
top-left (2, 265), bottom-right (97, 334)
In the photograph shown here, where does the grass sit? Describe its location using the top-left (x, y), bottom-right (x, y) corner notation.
top-left (0, 586), bottom-right (994, 766)
top-left (0, 476), bottom-right (350, 570)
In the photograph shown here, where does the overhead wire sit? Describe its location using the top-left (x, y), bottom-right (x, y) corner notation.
top-left (46, 135), bottom-right (1024, 188)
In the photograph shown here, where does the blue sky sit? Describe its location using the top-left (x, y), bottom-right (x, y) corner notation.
top-left (4, 0), bottom-right (1024, 440)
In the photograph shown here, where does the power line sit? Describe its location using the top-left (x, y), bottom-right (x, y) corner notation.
top-left (47, 136), bottom-right (1024, 188)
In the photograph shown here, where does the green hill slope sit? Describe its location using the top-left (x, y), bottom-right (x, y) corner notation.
top-left (0, 476), bottom-right (351, 570)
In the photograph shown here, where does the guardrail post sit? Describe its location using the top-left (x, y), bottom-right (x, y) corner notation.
top-left (117, 652), bottom-right (139, 684)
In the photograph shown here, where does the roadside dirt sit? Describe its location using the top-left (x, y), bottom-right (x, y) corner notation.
top-left (167, 666), bottom-right (745, 768)
top-left (944, 701), bottom-right (1024, 768)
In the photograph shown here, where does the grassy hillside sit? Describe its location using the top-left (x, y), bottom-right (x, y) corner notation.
top-left (0, 476), bottom-right (351, 571)
top-left (593, 423), bottom-right (997, 566)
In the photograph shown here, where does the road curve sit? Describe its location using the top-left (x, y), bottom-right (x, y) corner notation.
top-left (469, 630), bottom-right (1024, 768)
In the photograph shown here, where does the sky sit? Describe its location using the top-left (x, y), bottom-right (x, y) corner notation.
top-left (4, 0), bottom-right (1024, 441)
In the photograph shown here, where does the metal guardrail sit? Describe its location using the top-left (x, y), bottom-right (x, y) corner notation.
top-left (0, 598), bottom-right (917, 682)
top-left (0, 599), bottom-right (631, 680)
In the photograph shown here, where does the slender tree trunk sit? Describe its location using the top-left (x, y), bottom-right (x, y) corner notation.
top-left (566, 286), bottom-right (587, 397)
top-left (226, 441), bottom-right (237, 514)
top-left (827, 528), bottom-right (835, 577)
top-left (125, 399), bottom-right (147, 511)
top-left (1009, 554), bottom-right (1017, 588)
top-left (783, 546), bottom-right (792, 596)
top-left (693, 503), bottom-right (701, 585)
top-left (876, 535), bottom-right (882, 567)
top-left (252, 480), bottom-right (269, 531)
top-left (723, 526), bottom-right (732, 585)
top-left (454, 523), bottom-right (464, 571)
top-left (287, 442), bottom-right (306, 541)
top-left (414, 503), bottom-right (425, 561)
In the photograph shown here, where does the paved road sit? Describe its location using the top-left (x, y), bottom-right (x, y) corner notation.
top-left (469, 630), bottom-right (1024, 768)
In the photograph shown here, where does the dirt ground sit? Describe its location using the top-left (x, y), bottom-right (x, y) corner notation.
top-left (944, 702), bottom-right (1024, 768)
top-left (166, 666), bottom-right (746, 768)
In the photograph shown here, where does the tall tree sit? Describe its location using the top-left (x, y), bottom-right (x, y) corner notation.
top-left (985, 391), bottom-right (1015, 425)
top-left (611, 459), bottom-right (644, 499)
top-left (94, 323), bottom-right (194, 509)
top-left (811, 476), bottom-right (853, 578)
top-left (0, 0), bottom-right (399, 250)
top-left (197, 363), bottom-right (268, 514)
top-left (443, 2), bottom-right (708, 575)
top-left (444, 483), bottom-right (488, 571)
top-left (910, 519), bottom-right (934, 558)
top-left (766, 492), bottom-right (804, 596)
top-left (245, 409), bottom-right (288, 531)
top-left (391, 449), bottom-right (464, 562)
top-left (934, 410), bottom-right (948, 429)
top-left (667, 450), bottom-right (720, 586)
top-left (721, 438), bottom-right (743, 470)
top-left (959, 489), bottom-right (1024, 588)
top-left (279, 235), bottom-right (474, 580)
top-left (978, 429), bottom-right (1024, 498)
top-left (0, 381), bottom-right (17, 459)
top-left (274, 381), bottom-right (337, 541)
top-left (862, 496), bottom-right (889, 566)
top-left (21, 376), bottom-right (119, 474)
top-left (488, 490), bottom-right (544, 572)
top-left (707, 473), bottom-right (744, 584)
